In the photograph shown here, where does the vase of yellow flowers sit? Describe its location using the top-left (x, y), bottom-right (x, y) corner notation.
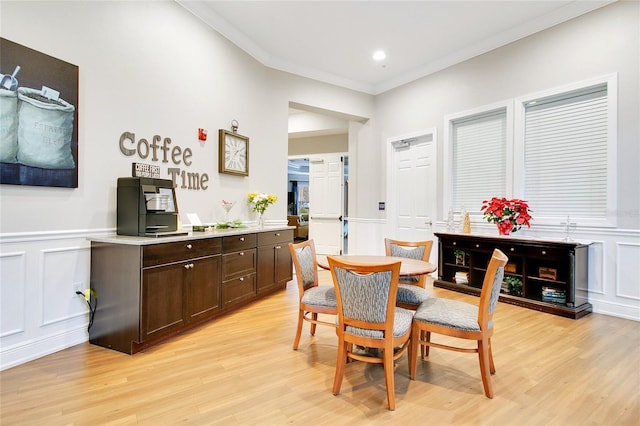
top-left (247, 192), bottom-right (278, 227)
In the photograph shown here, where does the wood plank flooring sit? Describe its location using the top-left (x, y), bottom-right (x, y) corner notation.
top-left (1, 270), bottom-right (639, 425)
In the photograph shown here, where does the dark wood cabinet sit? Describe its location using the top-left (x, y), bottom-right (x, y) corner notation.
top-left (435, 232), bottom-right (591, 319)
top-left (140, 238), bottom-right (222, 342)
top-left (89, 228), bottom-right (292, 354)
top-left (257, 229), bottom-right (293, 294)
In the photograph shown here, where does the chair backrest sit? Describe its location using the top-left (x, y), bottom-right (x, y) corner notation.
top-left (477, 249), bottom-right (508, 330)
top-left (384, 238), bottom-right (433, 286)
top-left (327, 256), bottom-right (401, 337)
top-left (384, 238), bottom-right (433, 261)
top-left (289, 239), bottom-right (319, 297)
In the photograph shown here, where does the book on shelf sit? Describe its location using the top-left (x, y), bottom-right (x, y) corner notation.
top-left (454, 271), bottom-right (469, 284)
top-left (542, 286), bottom-right (566, 303)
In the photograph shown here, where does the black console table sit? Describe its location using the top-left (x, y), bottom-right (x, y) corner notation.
top-left (435, 232), bottom-right (591, 319)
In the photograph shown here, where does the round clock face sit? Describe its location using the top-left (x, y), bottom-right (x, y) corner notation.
top-left (225, 135), bottom-right (247, 172)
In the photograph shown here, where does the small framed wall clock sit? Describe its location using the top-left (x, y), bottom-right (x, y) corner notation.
top-left (218, 129), bottom-right (249, 176)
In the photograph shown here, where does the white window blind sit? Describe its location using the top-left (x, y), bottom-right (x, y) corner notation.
top-left (523, 84), bottom-right (608, 219)
top-left (452, 109), bottom-right (507, 212)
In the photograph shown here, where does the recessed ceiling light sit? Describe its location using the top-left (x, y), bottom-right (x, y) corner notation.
top-left (372, 50), bottom-right (386, 61)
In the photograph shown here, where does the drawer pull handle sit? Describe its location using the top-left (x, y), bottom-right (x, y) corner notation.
top-left (276, 232), bottom-right (280, 236)
top-left (453, 242), bottom-right (457, 246)
top-left (239, 277), bottom-right (244, 281)
top-left (510, 247), bottom-right (515, 252)
top-left (184, 263), bottom-right (194, 269)
top-left (542, 250), bottom-right (547, 255)
top-left (239, 237), bottom-right (245, 241)
top-left (239, 252), bottom-right (245, 256)
top-left (186, 244), bottom-right (192, 249)
top-left (275, 245), bottom-right (281, 249)
top-left (476, 244), bottom-right (480, 248)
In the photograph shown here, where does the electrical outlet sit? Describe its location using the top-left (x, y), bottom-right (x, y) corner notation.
top-left (73, 282), bottom-right (83, 298)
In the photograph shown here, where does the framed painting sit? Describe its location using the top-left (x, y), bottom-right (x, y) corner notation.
top-left (0, 38), bottom-right (79, 188)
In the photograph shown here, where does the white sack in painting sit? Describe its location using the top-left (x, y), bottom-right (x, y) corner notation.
top-left (17, 87), bottom-right (75, 169)
top-left (0, 89), bottom-right (18, 163)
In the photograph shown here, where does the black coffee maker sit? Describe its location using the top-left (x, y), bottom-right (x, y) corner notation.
top-left (117, 177), bottom-right (186, 237)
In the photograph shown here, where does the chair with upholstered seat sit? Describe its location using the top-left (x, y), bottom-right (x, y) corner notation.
top-left (327, 256), bottom-right (413, 411)
top-left (289, 239), bottom-right (337, 350)
top-left (408, 248), bottom-right (508, 398)
top-left (384, 238), bottom-right (433, 309)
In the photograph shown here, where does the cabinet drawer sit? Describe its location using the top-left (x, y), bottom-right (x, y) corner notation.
top-left (258, 229), bottom-right (293, 246)
top-left (222, 234), bottom-right (257, 253)
top-left (525, 246), bottom-right (566, 259)
top-left (496, 244), bottom-right (524, 256)
top-left (222, 248), bottom-right (257, 280)
top-left (222, 274), bottom-right (256, 306)
top-left (143, 238), bottom-right (222, 267)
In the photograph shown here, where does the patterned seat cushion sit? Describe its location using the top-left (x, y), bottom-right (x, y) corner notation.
top-left (396, 284), bottom-right (430, 307)
top-left (413, 298), bottom-right (481, 331)
top-left (346, 307), bottom-right (414, 339)
top-left (301, 285), bottom-right (337, 308)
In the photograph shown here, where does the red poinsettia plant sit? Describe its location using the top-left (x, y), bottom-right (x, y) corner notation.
top-left (481, 197), bottom-right (532, 235)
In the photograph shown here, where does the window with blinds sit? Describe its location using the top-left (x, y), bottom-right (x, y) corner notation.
top-left (523, 84), bottom-right (608, 220)
top-left (451, 108), bottom-right (507, 212)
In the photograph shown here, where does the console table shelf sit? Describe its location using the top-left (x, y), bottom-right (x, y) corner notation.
top-left (435, 232), bottom-right (591, 319)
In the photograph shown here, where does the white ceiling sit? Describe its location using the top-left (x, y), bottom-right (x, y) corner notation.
top-left (177, 0), bottom-right (613, 95)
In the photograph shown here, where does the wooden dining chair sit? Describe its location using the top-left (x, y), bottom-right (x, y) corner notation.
top-left (384, 238), bottom-right (433, 309)
top-left (408, 248), bottom-right (508, 398)
top-left (289, 239), bottom-right (337, 350)
top-left (327, 256), bottom-right (413, 411)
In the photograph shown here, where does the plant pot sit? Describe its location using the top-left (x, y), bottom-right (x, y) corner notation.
top-left (497, 221), bottom-right (513, 236)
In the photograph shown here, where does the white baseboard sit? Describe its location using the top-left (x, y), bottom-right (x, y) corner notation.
top-left (0, 325), bottom-right (88, 371)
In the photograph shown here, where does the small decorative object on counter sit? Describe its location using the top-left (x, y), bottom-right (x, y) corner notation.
top-left (446, 208), bottom-right (455, 232)
top-left (462, 212), bottom-right (471, 234)
top-left (215, 220), bottom-right (244, 230)
top-left (248, 192), bottom-right (278, 227)
top-left (562, 215), bottom-right (577, 242)
top-left (481, 197), bottom-right (532, 235)
top-left (216, 200), bottom-right (246, 229)
top-left (221, 199), bottom-right (235, 222)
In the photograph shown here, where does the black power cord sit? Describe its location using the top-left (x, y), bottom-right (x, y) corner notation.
top-left (75, 291), bottom-right (97, 332)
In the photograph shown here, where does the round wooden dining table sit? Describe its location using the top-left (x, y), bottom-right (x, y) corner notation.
top-left (316, 254), bottom-right (436, 276)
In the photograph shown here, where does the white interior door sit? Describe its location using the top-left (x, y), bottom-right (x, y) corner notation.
top-left (388, 131), bottom-right (437, 262)
top-left (308, 153), bottom-right (344, 255)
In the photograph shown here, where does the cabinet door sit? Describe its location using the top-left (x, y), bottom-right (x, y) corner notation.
top-left (257, 243), bottom-right (292, 294)
top-left (257, 245), bottom-right (276, 293)
top-left (275, 243), bottom-right (293, 284)
top-left (141, 263), bottom-right (185, 341)
top-left (185, 255), bottom-right (221, 322)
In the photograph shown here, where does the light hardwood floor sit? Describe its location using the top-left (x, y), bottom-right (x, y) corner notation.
top-left (1, 270), bottom-right (639, 425)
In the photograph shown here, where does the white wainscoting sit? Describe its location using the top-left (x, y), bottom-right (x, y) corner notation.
top-left (0, 229), bottom-right (112, 371)
top-left (1, 224), bottom-right (638, 370)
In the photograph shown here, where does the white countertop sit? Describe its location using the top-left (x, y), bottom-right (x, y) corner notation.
top-left (88, 225), bottom-right (294, 246)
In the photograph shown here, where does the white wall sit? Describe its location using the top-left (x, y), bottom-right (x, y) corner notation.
top-left (289, 134), bottom-right (348, 156)
top-left (373, 1), bottom-right (640, 321)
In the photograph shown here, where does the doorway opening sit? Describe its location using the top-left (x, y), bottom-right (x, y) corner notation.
top-left (287, 158), bottom-right (309, 241)
top-left (288, 102), bottom-right (366, 254)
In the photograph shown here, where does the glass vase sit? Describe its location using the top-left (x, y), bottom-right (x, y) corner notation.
top-left (257, 211), bottom-right (265, 228)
